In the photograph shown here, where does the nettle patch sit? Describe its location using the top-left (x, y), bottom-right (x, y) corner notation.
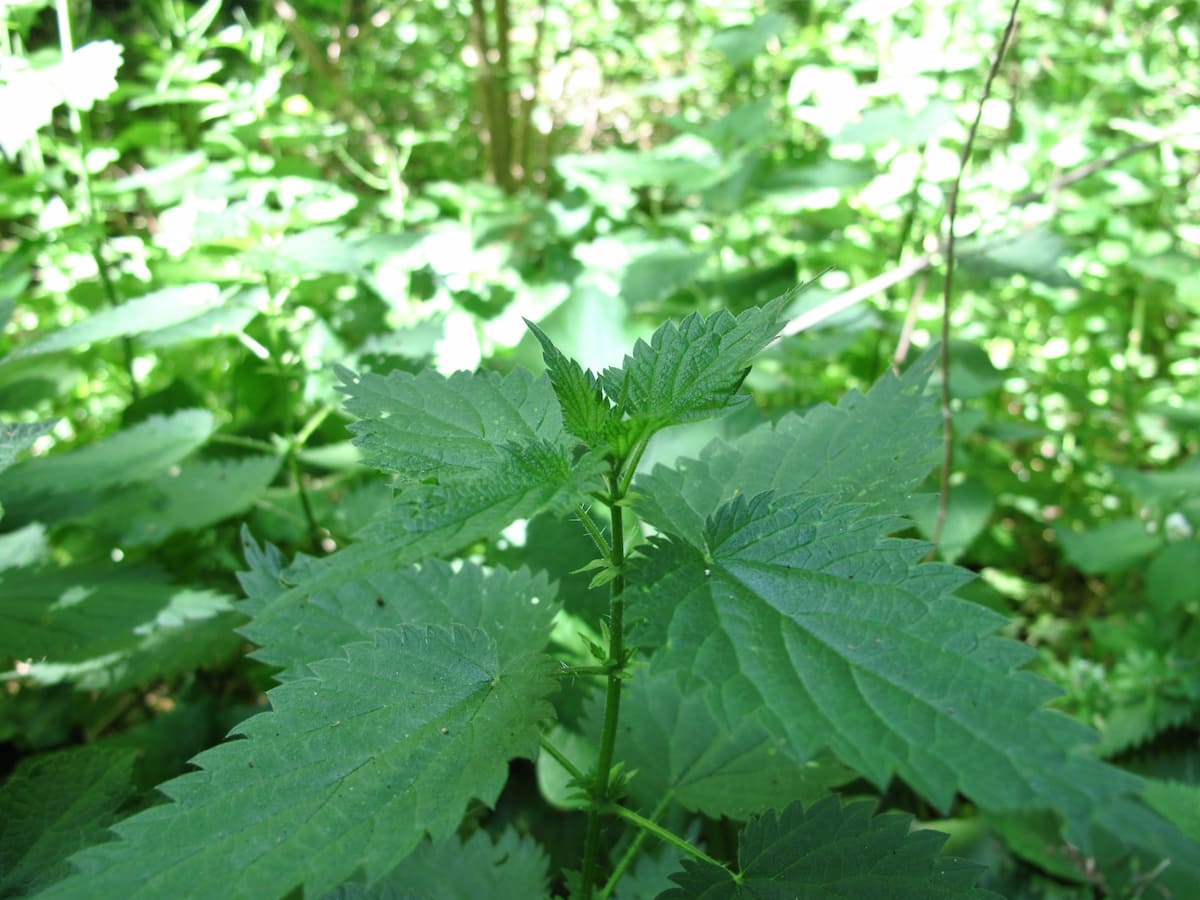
top-left (38, 294), bottom-right (1200, 898)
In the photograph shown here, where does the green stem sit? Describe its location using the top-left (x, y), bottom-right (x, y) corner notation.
top-left (575, 504), bottom-right (612, 559)
top-left (210, 433), bottom-right (280, 454)
top-left (597, 796), bottom-right (672, 900)
top-left (609, 805), bottom-right (735, 876)
top-left (617, 430), bottom-right (653, 498)
top-left (579, 466), bottom-right (629, 900)
top-left (55, 0), bottom-right (137, 400)
top-left (539, 734), bottom-right (587, 783)
top-left (555, 665), bottom-right (610, 677)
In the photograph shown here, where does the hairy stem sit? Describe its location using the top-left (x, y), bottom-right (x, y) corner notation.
top-left (597, 795), bottom-right (672, 900)
top-left (578, 466), bottom-right (628, 899)
top-left (609, 805), bottom-right (735, 877)
top-left (539, 734), bottom-right (587, 783)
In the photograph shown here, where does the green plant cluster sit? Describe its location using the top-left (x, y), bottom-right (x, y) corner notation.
top-left (2, 0), bottom-right (1199, 897)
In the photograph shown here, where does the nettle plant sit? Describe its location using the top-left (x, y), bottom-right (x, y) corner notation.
top-left (40, 294), bottom-right (1200, 899)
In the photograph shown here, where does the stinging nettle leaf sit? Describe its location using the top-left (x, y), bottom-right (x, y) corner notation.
top-left (635, 486), bottom-right (1144, 842)
top-left (324, 827), bottom-right (551, 899)
top-left (524, 318), bottom-right (619, 450)
top-left (238, 536), bottom-right (557, 683)
top-left (42, 625), bottom-right (558, 900)
top-left (658, 796), bottom-right (999, 899)
top-left (589, 668), bottom-right (857, 820)
top-left (0, 744), bottom-right (138, 897)
top-left (335, 365), bottom-right (568, 482)
top-left (599, 286), bottom-right (799, 432)
top-left (633, 349), bottom-right (941, 550)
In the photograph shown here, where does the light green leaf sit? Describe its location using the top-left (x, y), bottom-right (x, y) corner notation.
top-left (658, 797), bottom-right (997, 899)
top-left (2, 284), bottom-right (227, 361)
top-left (524, 319), bottom-right (617, 449)
top-left (325, 828), bottom-right (550, 899)
top-left (0, 419), bottom-right (56, 472)
top-left (600, 288), bottom-right (796, 433)
top-left (620, 244), bottom-right (709, 309)
top-left (0, 745), bottom-right (137, 897)
top-left (834, 98), bottom-right (957, 147)
top-left (44, 625), bottom-right (557, 900)
top-left (337, 366), bottom-right (568, 482)
top-left (0, 564), bottom-right (240, 691)
top-left (0, 522), bottom-right (48, 571)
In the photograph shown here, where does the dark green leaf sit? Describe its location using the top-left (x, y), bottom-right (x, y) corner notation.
top-left (658, 797), bottom-right (998, 899)
top-left (43, 626), bottom-right (557, 900)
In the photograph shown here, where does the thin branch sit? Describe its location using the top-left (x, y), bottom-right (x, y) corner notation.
top-left (931, 0), bottom-right (1022, 550)
top-left (779, 133), bottom-right (1179, 340)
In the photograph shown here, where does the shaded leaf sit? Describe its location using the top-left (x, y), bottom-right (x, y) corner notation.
top-left (0, 745), bottom-right (137, 897)
top-left (238, 540), bottom-right (556, 683)
top-left (599, 669), bottom-right (856, 819)
top-left (658, 797), bottom-right (997, 899)
top-left (1056, 519), bottom-right (1163, 575)
top-left (0, 410), bottom-right (214, 500)
top-left (89, 455), bottom-right (282, 547)
top-left (0, 564), bottom-right (240, 691)
top-left (324, 828), bottom-right (550, 899)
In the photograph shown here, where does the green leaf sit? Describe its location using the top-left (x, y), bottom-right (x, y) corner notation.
top-left (959, 225), bottom-right (1078, 288)
top-left (633, 351), bottom-right (940, 550)
top-left (597, 669), bottom-right (856, 820)
top-left (911, 475), bottom-right (994, 564)
top-left (0, 410), bottom-right (214, 500)
top-left (239, 540), bottom-right (556, 683)
top-left (43, 626), bottom-right (557, 900)
top-left (337, 366), bottom-right (568, 482)
top-left (1, 284), bottom-right (228, 362)
top-left (635, 487), bottom-right (1145, 840)
top-left (0, 418), bottom-right (56, 472)
top-left (1146, 540), bottom-right (1200, 612)
top-left (1056, 519), bottom-right (1164, 574)
top-left (0, 745), bottom-right (137, 897)
top-left (658, 797), bottom-right (998, 899)
top-left (620, 244), bottom-right (709, 309)
top-left (524, 319), bottom-right (618, 449)
top-left (600, 288), bottom-right (796, 432)
top-left (87, 455), bottom-right (282, 547)
top-left (324, 828), bottom-right (550, 899)
top-left (0, 564), bottom-right (240, 691)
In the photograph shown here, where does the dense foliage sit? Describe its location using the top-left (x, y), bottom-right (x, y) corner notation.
top-left (2, 0), bottom-right (1198, 897)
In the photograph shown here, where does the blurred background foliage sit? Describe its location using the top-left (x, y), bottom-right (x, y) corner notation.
top-left (1, 0), bottom-right (1198, 895)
